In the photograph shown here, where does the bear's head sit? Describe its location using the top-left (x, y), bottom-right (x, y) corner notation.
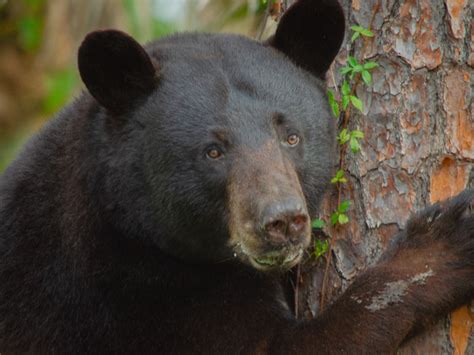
top-left (77, 0), bottom-right (345, 271)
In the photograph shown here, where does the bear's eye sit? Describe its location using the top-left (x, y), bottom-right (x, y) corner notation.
top-left (206, 147), bottom-right (223, 160)
top-left (287, 134), bottom-right (300, 146)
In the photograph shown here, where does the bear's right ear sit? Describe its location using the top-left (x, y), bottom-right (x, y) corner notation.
top-left (267, 0), bottom-right (345, 79)
top-left (78, 30), bottom-right (157, 114)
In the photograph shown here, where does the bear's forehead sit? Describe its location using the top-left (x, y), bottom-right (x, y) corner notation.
top-left (147, 33), bottom-right (323, 97)
top-left (135, 34), bottom-right (328, 145)
top-left (142, 33), bottom-right (328, 128)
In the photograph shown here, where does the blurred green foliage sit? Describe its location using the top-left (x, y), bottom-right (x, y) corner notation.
top-left (122, 0), bottom-right (179, 40)
top-left (16, 0), bottom-right (45, 52)
top-left (123, 0), bottom-right (142, 38)
top-left (42, 70), bottom-right (78, 115)
top-left (18, 15), bottom-right (42, 51)
top-left (0, 0), bottom-right (269, 171)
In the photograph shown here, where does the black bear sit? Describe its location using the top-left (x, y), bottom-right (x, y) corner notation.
top-left (0, 0), bottom-right (473, 353)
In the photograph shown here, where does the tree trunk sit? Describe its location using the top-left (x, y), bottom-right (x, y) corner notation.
top-left (289, 0), bottom-right (473, 353)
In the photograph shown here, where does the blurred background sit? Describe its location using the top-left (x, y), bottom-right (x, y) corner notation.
top-left (0, 0), bottom-right (276, 171)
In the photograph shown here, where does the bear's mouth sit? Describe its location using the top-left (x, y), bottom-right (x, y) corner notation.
top-left (250, 249), bottom-right (303, 270)
top-left (234, 242), bottom-right (305, 271)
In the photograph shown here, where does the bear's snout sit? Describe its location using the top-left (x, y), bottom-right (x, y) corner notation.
top-left (227, 142), bottom-right (311, 271)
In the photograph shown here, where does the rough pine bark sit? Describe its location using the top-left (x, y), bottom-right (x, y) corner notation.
top-left (282, 0), bottom-right (473, 353)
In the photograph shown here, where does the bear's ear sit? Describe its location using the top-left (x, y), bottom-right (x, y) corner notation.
top-left (78, 30), bottom-right (157, 113)
top-left (267, 0), bottom-right (345, 79)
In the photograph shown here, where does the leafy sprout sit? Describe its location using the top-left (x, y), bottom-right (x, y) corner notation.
top-left (312, 219), bottom-right (325, 229)
top-left (330, 200), bottom-right (351, 226)
top-left (350, 25), bottom-right (374, 42)
top-left (313, 239), bottom-right (329, 259)
top-left (331, 170), bottom-right (347, 184)
top-left (325, 24), bottom-right (376, 226)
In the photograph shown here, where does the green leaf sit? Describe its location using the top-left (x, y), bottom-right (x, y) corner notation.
top-left (350, 137), bottom-right (361, 153)
top-left (360, 28), bottom-right (374, 37)
top-left (353, 64), bottom-right (364, 73)
top-left (331, 170), bottom-right (347, 184)
top-left (342, 95), bottom-right (350, 110)
top-left (312, 219), bottom-right (325, 229)
top-left (332, 103), bottom-right (340, 118)
top-left (330, 212), bottom-right (339, 226)
top-left (363, 61), bottom-right (379, 70)
top-left (340, 66), bottom-right (352, 75)
top-left (341, 80), bottom-right (351, 96)
top-left (338, 213), bottom-right (349, 224)
top-left (327, 89), bottom-right (336, 104)
top-left (331, 169), bottom-right (347, 184)
top-left (314, 239), bottom-right (329, 258)
top-left (349, 130), bottom-right (364, 153)
top-left (350, 25), bottom-right (365, 33)
top-left (351, 31), bottom-right (360, 42)
top-left (350, 95), bottom-right (363, 112)
top-left (337, 129), bottom-right (350, 145)
top-left (361, 70), bottom-right (372, 85)
top-left (350, 25), bottom-right (374, 37)
top-left (347, 56), bottom-right (358, 67)
top-left (327, 90), bottom-right (340, 118)
top-left (339, 200), bottom-right (351, 213)
top-left (351, 130), bottom-right (365, 139)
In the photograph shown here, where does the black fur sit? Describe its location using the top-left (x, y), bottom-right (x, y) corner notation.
top-left (0, 0), bottom-right (472, 354)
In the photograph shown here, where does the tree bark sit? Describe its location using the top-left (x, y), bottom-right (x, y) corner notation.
top-left (289, 0), bottom-right (473, 353)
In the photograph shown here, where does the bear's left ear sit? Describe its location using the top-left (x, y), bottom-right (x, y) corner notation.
top-left (78, 30), bottom-right (157, 114)
top-left (267, 0), bottom-right (345, 79)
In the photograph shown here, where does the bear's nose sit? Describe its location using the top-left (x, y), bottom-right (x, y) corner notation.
top-left (262, 201), bottom-right (309, 245)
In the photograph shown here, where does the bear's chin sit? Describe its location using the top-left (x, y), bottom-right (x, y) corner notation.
top-left (233, 242), bottom-right (305, 271)
top-left (248, 249), bottom-right (304, 271)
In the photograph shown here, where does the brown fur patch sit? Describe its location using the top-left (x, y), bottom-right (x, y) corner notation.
top-left (227, 140), bottom-right (309, 263)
